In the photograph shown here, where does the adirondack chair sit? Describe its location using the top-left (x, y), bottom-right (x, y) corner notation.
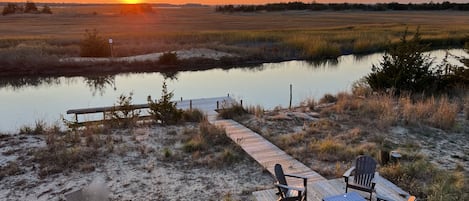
top-left (274, 163), bottom-right (308, 201)
top-left (343, 155), bottom-right (378, 200)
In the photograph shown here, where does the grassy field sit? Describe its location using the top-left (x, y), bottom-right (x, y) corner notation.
top-left (1, 5), bottom-right (468, 74)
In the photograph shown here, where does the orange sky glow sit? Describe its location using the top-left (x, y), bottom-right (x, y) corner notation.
top-left (0, 0), bottom-right (465, 4)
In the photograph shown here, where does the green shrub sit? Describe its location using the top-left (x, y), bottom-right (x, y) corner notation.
top-left (163, 147), bottom-right (172, 158)
top-left (107, 92), bottom-right (140, 128)
top-left (366, 28), bottom-right (434, 95)
top-left (79, 29), bottom-right (111, 57)
top-left (148, 80), bottom-right (183, 125)
top-left (158, 52), bottom-right (178, 65)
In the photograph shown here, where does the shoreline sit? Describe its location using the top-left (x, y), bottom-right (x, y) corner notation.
top-left (1, 44), bottom-right (463, 78)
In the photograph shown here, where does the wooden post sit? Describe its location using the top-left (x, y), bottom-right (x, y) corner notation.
top-left (75, 114), bottom-right (78, 123)
top-left (227, 93), bottom-right (230, 97)
top-left (289, 84), bottom-right (292, 110)
top-left (103, 111), bottom-right (106, 121)
top-left (180, 97), bottom-right (183, 101)
top-left (240, 99), bottom-right (243, 107)
top-left (217, 101), bottom-right (219, 109)
top-left (190, 100), bottom-right (192, 110)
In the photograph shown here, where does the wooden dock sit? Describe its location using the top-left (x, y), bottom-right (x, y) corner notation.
top-left (66, 96), bottom-right (235, 124)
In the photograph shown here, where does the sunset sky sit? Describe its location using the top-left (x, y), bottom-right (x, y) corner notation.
top-left (1, 0), bottom-right (467, 5)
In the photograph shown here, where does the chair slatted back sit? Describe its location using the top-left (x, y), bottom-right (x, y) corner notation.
top-left (353, 155), bottom-right (377, 188)
top-left (275, 164), bottom-right (288, 195)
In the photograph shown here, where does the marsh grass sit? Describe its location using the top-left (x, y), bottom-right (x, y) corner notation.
top-left (1, 7), bottom-right (468, 71)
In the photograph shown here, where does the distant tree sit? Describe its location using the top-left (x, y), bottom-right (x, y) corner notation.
top-left (79, 29), bottom-right (111, 57)
top-left (41, 5), bottom-right (52, 14)
top-left (24, 1), bottom-right (38, 13)
top-left (2, 3), bottom-right (19, 15)
top-left (366, 28), bottom-right (435, 95)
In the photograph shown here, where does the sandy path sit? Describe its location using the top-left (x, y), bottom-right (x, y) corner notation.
top-left (60, 48), bottom-right (237, 63)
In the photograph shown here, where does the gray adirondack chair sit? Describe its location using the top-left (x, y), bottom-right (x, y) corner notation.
top-left (343, 155), bottom-right (378, 200)
top-left (274, 163), bottom-right (308, 201)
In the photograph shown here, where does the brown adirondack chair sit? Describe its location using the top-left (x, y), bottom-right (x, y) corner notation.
top-left (343, 155), bottom-right (378, 200)
top-left (274, 164), bottom-right (308, 201)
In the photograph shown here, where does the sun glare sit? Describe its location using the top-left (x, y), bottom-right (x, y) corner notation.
top-left (122, 0), bottom-right (142, 4)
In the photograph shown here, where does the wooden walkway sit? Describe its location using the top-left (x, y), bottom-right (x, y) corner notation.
top-left (204, 99), bottom-right (411, 201)
top-left (212, 119), bottom-right (326, 187)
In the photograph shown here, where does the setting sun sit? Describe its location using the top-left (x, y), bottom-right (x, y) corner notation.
top-left (122, 0), bottom-right (141, 4)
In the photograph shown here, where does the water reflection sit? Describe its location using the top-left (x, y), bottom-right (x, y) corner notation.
top-left (0, 76), bottom-right (63, 90)
top-left (84, 75), bottom-right (116, 96)
top-left (0, 49), bottom-right (466, 133)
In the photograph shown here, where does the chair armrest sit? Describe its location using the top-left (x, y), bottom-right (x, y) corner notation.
top-left (343, 166), bottom-right (355, 178)
top-left (284, 173), bottom-right (308, 180)
top-left (371, 172), bottom-right (379, 184)
top-left (274, 183), bottom-right (305, 192)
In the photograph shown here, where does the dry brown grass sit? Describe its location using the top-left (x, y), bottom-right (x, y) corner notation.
top-left (401, 96), bottom-right (459, 129)
top-left (1, 6), bottom-right (468, 69)
top-left (380, 159), bottom-right (468, 200)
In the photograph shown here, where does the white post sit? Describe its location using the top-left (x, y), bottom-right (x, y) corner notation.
top-left (108, 38), bottom-right (113, 58)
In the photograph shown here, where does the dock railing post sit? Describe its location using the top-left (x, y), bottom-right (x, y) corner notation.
top-left (289, 84), bottom-right (292, 110)
top-left (190, 100), bottom-right (192, 111)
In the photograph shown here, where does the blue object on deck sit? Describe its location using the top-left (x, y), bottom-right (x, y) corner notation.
top-left (323, 192), bottom-right (366, 201)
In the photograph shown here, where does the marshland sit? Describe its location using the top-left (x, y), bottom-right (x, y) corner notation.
top-left (1, 2), bottom-right (469, 201)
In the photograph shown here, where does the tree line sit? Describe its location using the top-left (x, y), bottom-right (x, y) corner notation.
top-left (2, 1), bottom-right (52, 16)
top-left (215, 1), bottom-right (469, 12)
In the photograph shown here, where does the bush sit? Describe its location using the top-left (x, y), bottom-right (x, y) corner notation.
top-left (148, 80), bottom-right (182, 125)
top-left (2, 3), bottom-right (20, 15)
top-left (158, 52), bottom-right (178, 65)
top-left (380, 159), bottom-right (468, 200)
top-left (41, 5), bottom-right (52, 14)
top-left (366, 28), bottom-right (434, 95)
top-left (79, 29), bottom-right (111, 57)
top-left (24, 1), bottom-right (38, 13)
top-left (217, 103), bottom-right (247, 120)
top-left (182, 109), bottom-right (205, 122)
top-left (107, 92), bottom-right (140, 128)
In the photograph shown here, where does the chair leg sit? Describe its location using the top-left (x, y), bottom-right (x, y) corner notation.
top-left (369, 192), bottom-right (372, 201)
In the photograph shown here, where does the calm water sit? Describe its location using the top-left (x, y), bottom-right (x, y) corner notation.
top-left (1, 49), bottom-right (466, 132)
